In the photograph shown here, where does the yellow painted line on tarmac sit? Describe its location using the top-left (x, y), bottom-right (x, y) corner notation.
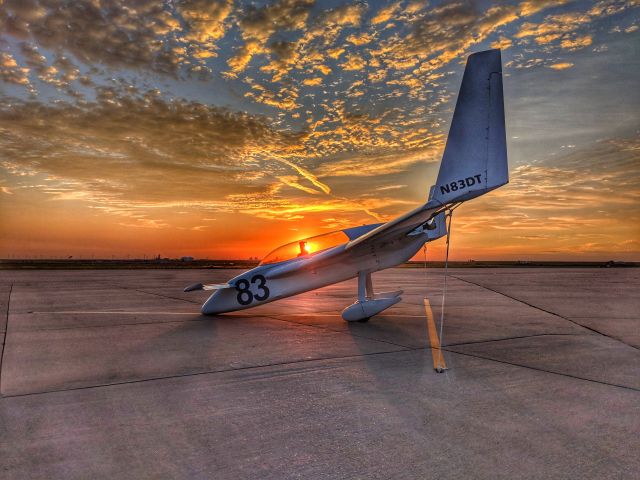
top-left (423, 298), bottom-right (447, 372)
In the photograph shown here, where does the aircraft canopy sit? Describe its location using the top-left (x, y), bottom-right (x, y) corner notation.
top-left (259, 230), bottom-right (350, 265)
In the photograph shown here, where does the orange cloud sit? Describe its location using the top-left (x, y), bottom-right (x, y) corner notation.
top-left (177, 0), bottom-right (232, 44)
top-left (548, 62), bottom-right (574, 69)
top-left (225, 0), bottom-right (314, 77)
top-left (560, 35), bottom-right (593, 50)
top-left (340, 53), bottom-right (366, 71)
top-left (371, 2), bottom-right (401, 25)
top-left (346, 32), bottom-right (375, 46)
top-left (518, 0), bottom-right (572, 17)
top-left (302, 77), bottom-right (323, 86)
top-left (491, 36), bottom-right (513, 50)
top-left (514, 1), bottom-right (634, 52)
top-left (0, 53), bottom-right (30, 85)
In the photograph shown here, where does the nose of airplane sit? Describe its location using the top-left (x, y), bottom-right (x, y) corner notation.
top-left (201, 289), bottom-right (225, 315)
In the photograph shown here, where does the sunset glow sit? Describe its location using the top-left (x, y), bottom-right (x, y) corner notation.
top-left (1, 0), bottom-right (639, 260)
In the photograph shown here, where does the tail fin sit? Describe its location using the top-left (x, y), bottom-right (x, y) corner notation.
top-left (429, 49), bottom-right (508, 205)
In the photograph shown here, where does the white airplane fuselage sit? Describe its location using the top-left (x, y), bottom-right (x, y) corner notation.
top-left (202, 232), bottom-right (427, 314)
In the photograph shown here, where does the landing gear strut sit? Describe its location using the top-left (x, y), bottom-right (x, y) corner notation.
top-left (341, 271), bottom-right (403, 322)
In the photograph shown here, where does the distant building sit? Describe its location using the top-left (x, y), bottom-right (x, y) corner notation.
top-left (180, 256), bottom-right (194, 262)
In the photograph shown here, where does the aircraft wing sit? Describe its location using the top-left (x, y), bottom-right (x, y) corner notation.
top-left (345, 200), bottom-right (442, 251)
top-left (184, 282), bottom-right (232, 292)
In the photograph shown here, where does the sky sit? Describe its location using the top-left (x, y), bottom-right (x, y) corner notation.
top-left (0, 0), bottom-right (639, 261)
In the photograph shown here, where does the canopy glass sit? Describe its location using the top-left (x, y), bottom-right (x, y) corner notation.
top-left (259, 230), bottom-right (349, 265)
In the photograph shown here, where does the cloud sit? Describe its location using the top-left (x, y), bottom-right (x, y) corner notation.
top-left (516, 15), bottom-right (585, 40)
top-left (1, 0), bottom-right (618, 102)
top-left (243, 82), bottom-right (300, 110)
top-left (518, 0), bottom-right (572, 17)
top-left (0, 73), bottom-right (444, 233)
top-left (302, 77), bottom-right (323, 86)
top-left (317, 143), bottom-right (443, 178)
top-left (376, 184), bottom-right (408, 191)
top-left (346, 32), bottom-right (375, 46)
top-left (177, 0), bottom-right (232, 45)
top-left (362, 1), bottom-right (524, 96)
top-left (1, 0), bottom-right (637, 259)
top-left (225, 0), bottom-right (315, 77)
top-left (560, 35), bottom-right (593, 50)
top-left (13, 42), bottom-right (83, 93)
top-left (20, 42), bottom-right (46, 70)
top-left (226, 39), bottom-right (264, 77)
top-left (0, 90), bottom-right (329, 224)
top-left (3, 0), bottom-right (590, 212)
top-left (340, 53), bottom-right (366, 71)
top-left (452, 136), bottom-right (640, 257)
top-left (491, 36), bottom-right (514, 50)
top-left (2, 87), bottom-right (427, 226)
top-left (588, 0), bottom-right (635, 17)
top-left (371, 2), bottom-right (402, 25)
top-left (226, 190), bottom-right (410, 223)
top-left (547, 61), bottom-right (574, 69)
top-left (0, 0), bottom-right (186, 74)
top-left (0, 52), bottom-right (30, 85)
top-left (242, 1), bottom-right (367, 88)
top-left (277, 159), bottom-right (331, 194)
top-left (321, 3), bottom-right (364, 26)
top-left (515, 1), bottom-right (635, 51)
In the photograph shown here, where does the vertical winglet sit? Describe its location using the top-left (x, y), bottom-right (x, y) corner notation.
top-left (429, 49), bottom-right (508, 205)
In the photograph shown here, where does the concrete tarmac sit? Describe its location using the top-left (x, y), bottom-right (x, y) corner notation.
top-left (1, 268), bottom-right (638, 479)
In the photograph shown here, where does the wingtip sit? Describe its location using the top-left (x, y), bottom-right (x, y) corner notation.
top-left (183, 282), bottom-right (203, 292)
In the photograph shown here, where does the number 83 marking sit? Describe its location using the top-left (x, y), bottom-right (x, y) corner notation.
top-left (235, 275), bottom-right (270, 305)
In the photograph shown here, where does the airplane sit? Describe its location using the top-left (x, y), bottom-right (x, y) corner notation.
top-left (185, 48), bottom-right (509, 322)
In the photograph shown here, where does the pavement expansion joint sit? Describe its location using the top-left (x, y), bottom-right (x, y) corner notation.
top-left (443, 348), bottom-right (640, 392)
top-left (0, 283), bottom-right (12, 392)
top-left (0, 347), bottom-right (408, 399)
top-left (107, 283), bottom-right (201, 305)
top-left (450, 275), bottom-right (640, 352)
top-left (10, 315), bottom-right (209, 333)
top-left (443, 332), bottom-right (594, 347)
